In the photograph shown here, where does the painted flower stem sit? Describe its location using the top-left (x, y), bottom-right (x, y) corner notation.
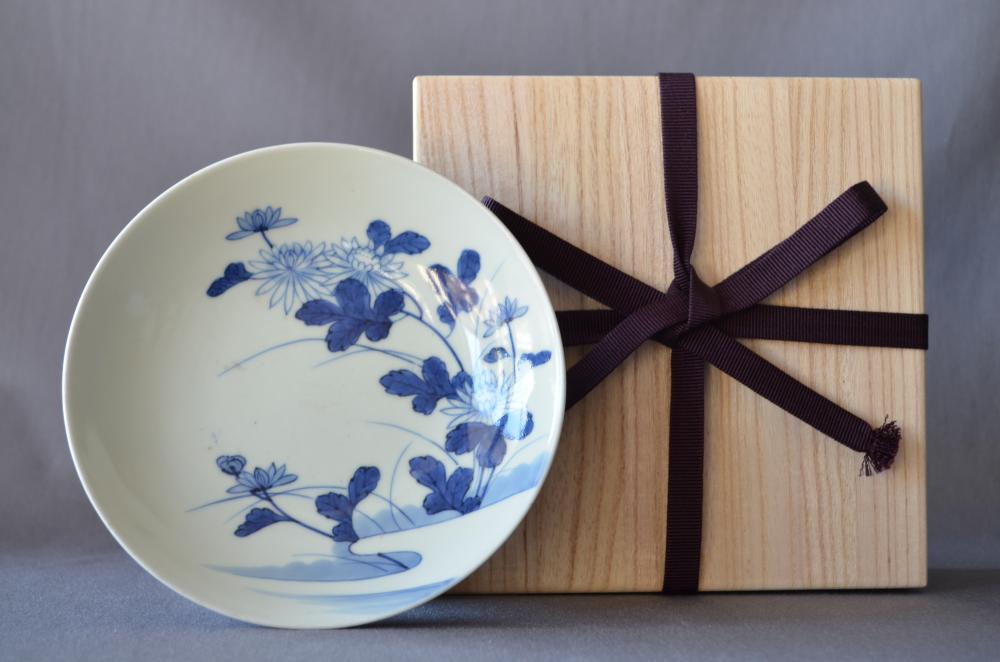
top-left (314, 344), bottom-right (423, 369)
top-left (369, 422), bottom-right (459, 465)
top-left (506, 321), bottom-right (518, 380)
top-left (220, 338), bottom-right (425, 378)
top-left (402, 291), bottom-right (424, 320)
top-left (474, 466), bottom-right (486, 501)
top-left (218, 337), bottom-right (327, 376)
top-left (261, 492), bottom-right (334, 540)
top-left (400, 310), bottom-right (465, 373)
top-left (259, 229), bottom-right (274, 249)
top-left (478, 467), bottom-right (496, 501)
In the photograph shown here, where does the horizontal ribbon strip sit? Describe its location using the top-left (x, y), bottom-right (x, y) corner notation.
top-left (556, 306), bottom-right (928, 349)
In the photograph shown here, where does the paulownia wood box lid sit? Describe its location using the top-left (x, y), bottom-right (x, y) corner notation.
top-left (413, 76), bottom-right (925, 592)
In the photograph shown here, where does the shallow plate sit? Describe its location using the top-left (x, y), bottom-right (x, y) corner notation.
top-left (63, 143), bottom-right (565, 628)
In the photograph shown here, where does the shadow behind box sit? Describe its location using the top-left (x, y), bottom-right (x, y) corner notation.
top-left (413, 75), bottom-right (926, 593)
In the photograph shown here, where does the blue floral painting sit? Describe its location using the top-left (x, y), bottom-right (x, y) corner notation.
top-left (196, 206), bottom-right (552, 584)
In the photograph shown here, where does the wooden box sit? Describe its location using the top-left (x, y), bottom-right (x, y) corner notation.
top-left (413, 76), bottom-right (926, 592)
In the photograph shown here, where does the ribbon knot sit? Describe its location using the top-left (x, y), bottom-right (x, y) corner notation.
top-left (678, 267), bottom-right (722, 332)
top-left (601, 266), bottom-right (720, 362)
top-left (481, 73), bottom-right (927, 592)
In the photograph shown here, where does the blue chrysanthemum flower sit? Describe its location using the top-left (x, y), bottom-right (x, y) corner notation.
top-left (227, 462), bottom-right (298, 495)
top-left (326, 237), bottom-right (407, 293)
top-left (482, 297), bottom-right (529, 337)
top-left (249, 241), bottom-right (332, 314)
top-left (216, 454), bottom-right (246, 476)
top-left (226, 206), bottom-right (297, 243)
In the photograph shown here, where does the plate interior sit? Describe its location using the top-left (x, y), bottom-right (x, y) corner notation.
top-left (63, 144), bottom-right (565, 628)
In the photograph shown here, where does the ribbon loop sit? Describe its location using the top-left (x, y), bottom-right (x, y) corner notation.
top-left (711, 181), bottom-right (888, 316)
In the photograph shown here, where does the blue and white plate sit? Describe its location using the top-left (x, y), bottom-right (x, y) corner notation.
top-left (62, 143), bottom-right (565, 628)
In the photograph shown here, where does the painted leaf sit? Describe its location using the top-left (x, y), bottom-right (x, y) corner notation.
top-left (325, 319), bottom-right (368, 352)
top-left (364, 291), bottom-right (404, 343)
top-left (366, 219), bottom-right (391, 248)
top-left (459, 495), bottom-right (482, 514)
top-left (372, 290), bottom-right (405, 318)
top-left (408, 455), bottom-right (447, 493)
top-left (332, 278), bottom-right (371, 318)
top-left (436, 304), bottom-right (456, 329)
top-left (332, 521), bottom-right (359, 543)
top-left (207, 262), bottom-right (252, 297)
top-left (409, 457), bottom-right (480, 515)
top-left (379, 357), bottom-right (458, 415)
top-left (445, 467), bottom-right (474, 509)
top-left (427, 264), bottom-right (478, 314)
top-left (420, 357), bottom-right (453, 396)
top-left (383, 230), bottom-right (430, 255)
top-left (379, 370), bottom-right (426, 397)
top-left (475, 432), bottom-right (507, 468)
top-left (421, 491), bottom-right (450, 515)
top-left (445, 422), bottom-right (502, 455)
top-left (409, 456), bottom-right (449, 514)
top-left (295, 299), bottom-right (339, 325)
top-left (347, 466), bottom-right (380, 505)
top-left (446, 412), bottom-right (532, 469)
top-left (295, 279), bottom-right (405, 351)
top-left (234, 508), bottom-right (285, 537)
top-left (315, 492), bottom-right (354, 523)
top-left (457, 249), bottom-right (480, 284)
top-left (520, 350), bottom-right (552, 367)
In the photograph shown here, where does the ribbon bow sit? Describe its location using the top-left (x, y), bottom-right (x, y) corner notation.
top-left (482, 73), bottom-right (928, 592)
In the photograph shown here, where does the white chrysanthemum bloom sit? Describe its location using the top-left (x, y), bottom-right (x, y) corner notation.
top-left (249, 241), bottom-right (332, 314)
top-left (326, 237), bottom-right (406, 293)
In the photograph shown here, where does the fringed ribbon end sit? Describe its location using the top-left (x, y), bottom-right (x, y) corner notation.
top-left (860, 418), bottom-right (901, 476)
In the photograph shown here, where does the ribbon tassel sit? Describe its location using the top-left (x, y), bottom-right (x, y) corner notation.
top-left (862, 418), bottom-right (902, 476)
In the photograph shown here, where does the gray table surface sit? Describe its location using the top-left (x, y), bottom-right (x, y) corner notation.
top-left (3, 550), bottom-right (998, 661)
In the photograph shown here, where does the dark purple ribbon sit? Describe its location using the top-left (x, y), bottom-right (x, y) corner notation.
top-left (482, 73), bottom-right (928, 593)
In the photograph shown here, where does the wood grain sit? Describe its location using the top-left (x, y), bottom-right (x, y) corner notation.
top-left (414, 76), bottom-right (925, 592)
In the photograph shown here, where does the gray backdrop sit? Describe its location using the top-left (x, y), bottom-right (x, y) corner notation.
top-left (2, 0), bottom-right (998, 578)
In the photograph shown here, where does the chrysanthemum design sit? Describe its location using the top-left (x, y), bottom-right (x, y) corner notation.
top-left (249, 241), bottom-right (331, 314)
top-left (225, 206), bottom-right (297, 246)
top-left (482, 296), bottom-right (529, 337)
top-left (225, 461), bottom-right (298, 495)
top-left (325, 237), bottom-right (407, 293)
